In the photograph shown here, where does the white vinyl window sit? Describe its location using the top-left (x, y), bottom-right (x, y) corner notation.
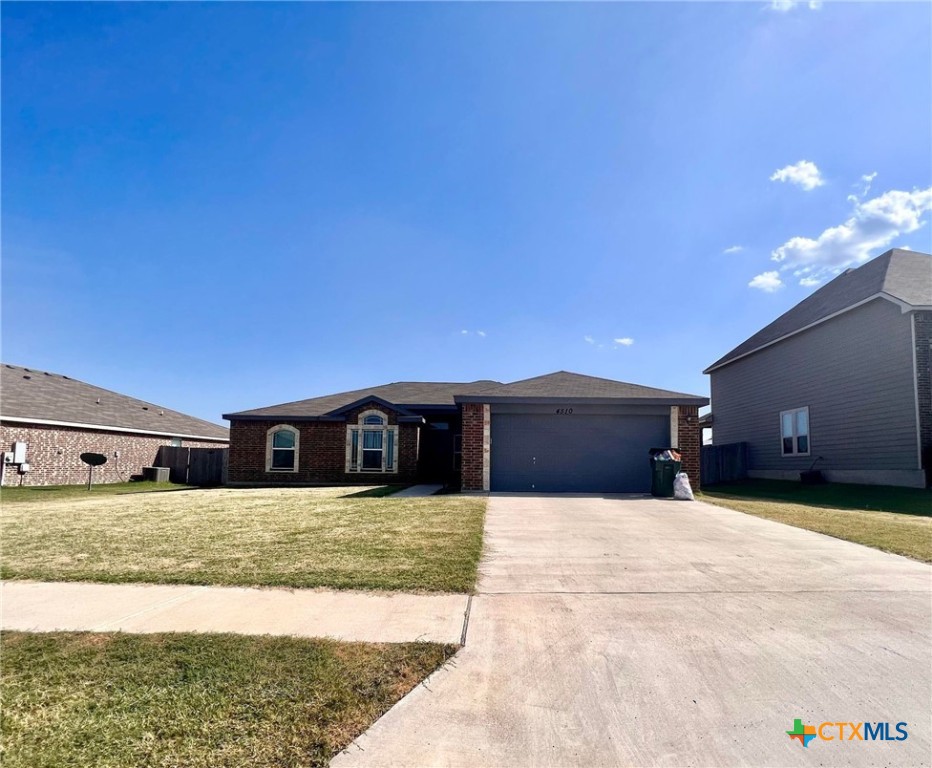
top-left (266, 425), bottom-right (299, 472)
top-left (780, 407), bottom-right (810, 456)
top-left (347, 410), bottom-right (399, 473)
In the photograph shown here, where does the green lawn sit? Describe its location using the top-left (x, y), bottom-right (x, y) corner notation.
top-left (0, 481), bottom-right (194, 503)
top-left (1, 486), bottom-right (486, 592)
top-left (1, 631), bottom-right (455, 768)
top-left (700, 480), bottom-right (932, 562)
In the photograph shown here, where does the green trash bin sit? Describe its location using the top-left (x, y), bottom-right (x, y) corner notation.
top-left (649, 448), bottom-right (682, 498)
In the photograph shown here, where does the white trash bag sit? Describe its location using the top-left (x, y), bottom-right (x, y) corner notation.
top-left (673, 472), bottom-right (695, 501)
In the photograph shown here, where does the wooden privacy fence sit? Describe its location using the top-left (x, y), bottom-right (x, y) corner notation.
top-left (155, 446), bottom-right (228, 486)
top-left (701, 442), bottom-right (748, 486)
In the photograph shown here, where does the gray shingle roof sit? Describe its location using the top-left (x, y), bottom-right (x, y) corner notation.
top-left (226, 372), bottom-right (707, 419)
top-left (224, 381), bottom-right (502, 418)
top-left (454, 371), bottom-right (708, 404)
top-left (705, 248), bottom-right (932, 373)
top-left (1, 364), bottom-right (229, 441)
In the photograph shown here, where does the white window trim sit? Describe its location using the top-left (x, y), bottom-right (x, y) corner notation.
top-left (346, 410), bottom-right (400, 473)
top-left (780, 407), bottom-right (811, 457)
top-left (266, 424), bottom-right (299, 473)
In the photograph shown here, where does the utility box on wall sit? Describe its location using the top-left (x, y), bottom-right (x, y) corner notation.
top-left (12, 442), bottom-right (27, 464)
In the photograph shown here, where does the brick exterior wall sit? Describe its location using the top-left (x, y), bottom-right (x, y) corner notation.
top-left (0, 423), bottom-right (226, 486)
top-left (460, 403), bottom-right (487, 491)
top-left (915, 311), bottom-right (932, 484)
top-left (677, 405), bottom-right (702, 487)
top-left (226, 401), bottom-right (419, 485)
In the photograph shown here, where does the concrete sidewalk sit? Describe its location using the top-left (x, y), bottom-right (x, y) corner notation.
top-left (392, 485), bottom-right (443, 498)
top-left (1, 581), bottom-right (468, 644)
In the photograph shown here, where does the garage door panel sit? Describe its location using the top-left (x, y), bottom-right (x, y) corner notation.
top-left (490, 413), bottom-right (669, 493)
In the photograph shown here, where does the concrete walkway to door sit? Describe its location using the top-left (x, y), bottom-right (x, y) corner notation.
top-left (333, 494), bottom-right (932, 767)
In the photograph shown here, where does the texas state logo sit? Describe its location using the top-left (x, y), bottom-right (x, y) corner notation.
top-left (787, 718), bottom-right (908, 748)
top-left (787, 719), bottom-right (817, 747)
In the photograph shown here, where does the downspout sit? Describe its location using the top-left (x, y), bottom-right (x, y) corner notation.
top-left (910, 313), bottom-right (922, 470)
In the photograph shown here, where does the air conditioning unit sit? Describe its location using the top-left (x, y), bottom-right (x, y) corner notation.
top-left (143, 466), bottom-right (170, 482)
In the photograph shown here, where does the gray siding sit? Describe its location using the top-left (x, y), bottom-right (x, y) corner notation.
top-left (710, 298), bottom-right (919, 473)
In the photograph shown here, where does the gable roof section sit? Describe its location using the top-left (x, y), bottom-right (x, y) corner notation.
top-left (224, 380), bottom-right (502, 419)
top-left (0, 364), bottom-right (229, 441)
top-left (705, 249), bottom-right (932, 374)
top-left (324, 395), bottom-right (424, 423)
top-left (455, 371), bottom-right (708, 405)
top-left (225, 372), bottom-right (708, 419)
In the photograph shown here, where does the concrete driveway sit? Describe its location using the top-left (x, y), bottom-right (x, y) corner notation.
top-left (333, 494), bottom-right (932, 767)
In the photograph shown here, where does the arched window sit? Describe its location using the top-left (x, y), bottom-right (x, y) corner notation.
top-left (266, 425), bottom-right (299, 472)
top-left (347, 410), bottom-right (398, 473)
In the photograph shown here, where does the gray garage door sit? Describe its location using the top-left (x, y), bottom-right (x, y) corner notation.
top-left (490, 413), bottom-right (670, 493)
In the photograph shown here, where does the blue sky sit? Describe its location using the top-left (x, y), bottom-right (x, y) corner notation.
top-left (3, 1), bottom-right (930, 424)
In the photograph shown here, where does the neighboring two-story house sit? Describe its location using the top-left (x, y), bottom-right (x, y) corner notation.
top-left (704, 248), bottom-right (932, 488)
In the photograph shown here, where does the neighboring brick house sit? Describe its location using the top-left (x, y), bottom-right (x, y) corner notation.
top-left (0, 364), bottom-right (229, 486)
top-left (705, 248), bottom-right (932, 488)
top-left (224, 371), bottom-right (707, 493)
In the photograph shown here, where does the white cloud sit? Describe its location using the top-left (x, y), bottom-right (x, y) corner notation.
top-left (613, 337), bottom-right (635, 346)
top-left (460, 330), bottom-right (469, 335)
top-left (849, 172), bottom-right (878, 204)
top-left (769, 1), bottom-right (821, 11)
top-left (476, 330), bottom-right (486, 337)
top-left (770, 185), bottom-right (932, 286)
top-left (770, 160), bottom-right (825, 191)
top-left (749, 271), bottom-right (784, 292)
top-left (584, 335), bottom-right (595, 344)
top-left (723, 245), bottom-right (744, 254)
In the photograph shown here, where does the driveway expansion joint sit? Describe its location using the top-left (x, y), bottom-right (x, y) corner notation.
top-left (459, 595), bottom-right (473, 645)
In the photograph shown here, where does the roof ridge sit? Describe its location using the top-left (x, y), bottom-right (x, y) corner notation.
top-left (1, 363), bottom-right (228, 437)
top-left (505, 370), bottom-right (685, 391)
top-left (4, 362), bottom-right (208, 415)
top-left (704, 248), bottom-right (931, 373)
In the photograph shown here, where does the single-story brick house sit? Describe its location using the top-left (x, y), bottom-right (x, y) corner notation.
top-left (223, 371), bottom-right (708, 492)
top-left (0, 363), bottom-right (229, 486)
